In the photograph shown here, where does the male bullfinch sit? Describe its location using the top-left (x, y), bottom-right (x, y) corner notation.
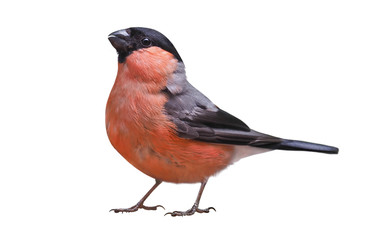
top-left (106, 27), bottom-right (339, 217)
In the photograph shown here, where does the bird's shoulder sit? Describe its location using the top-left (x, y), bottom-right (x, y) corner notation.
top-left (162, 65), bottom-right (280, 146)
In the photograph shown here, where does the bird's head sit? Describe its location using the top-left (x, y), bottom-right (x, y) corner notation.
top-left (108, 27), bottom-right (183, 64)
top-left (108, 27), bottom-right (184, 84)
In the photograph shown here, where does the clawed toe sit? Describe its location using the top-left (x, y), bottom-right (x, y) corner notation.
top-left (110, 207), bottom-right (137, 213)
top-left (110, 204), bottom-right (164, 213)
top-left (141, 204), bottom-right (165, 211)
top-left (165, 206), bottom-right (216, 217)
top-left (196, 206), bottom-right (216, 213)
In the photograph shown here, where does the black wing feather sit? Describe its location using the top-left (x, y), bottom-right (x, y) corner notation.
top-left (161, 65), bottom-right (338, 154)
top-left (162, 80), bottom-right (282, 146)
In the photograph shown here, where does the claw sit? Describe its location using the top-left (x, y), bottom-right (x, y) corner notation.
top-left (197, 207), bottom-right (216, 213)
top-left (165, 206), bottom-right (216, 217)
top-left (142, 205), bottom-right (165, 211)
top-left (109, 207), bottom-right (137, 213)
top-left (110, 204), bottom-right (164, 213)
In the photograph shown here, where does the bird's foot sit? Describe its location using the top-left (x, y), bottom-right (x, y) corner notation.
top-left (110, 203), bottom-right (164, 213)
top-left (165, 205), bottom-right (215, 217)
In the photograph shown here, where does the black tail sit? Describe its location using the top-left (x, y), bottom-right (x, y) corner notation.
top-left (269, 139), bottom-right (339, 154)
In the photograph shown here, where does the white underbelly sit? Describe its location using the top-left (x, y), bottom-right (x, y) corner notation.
top-left (231, 145), bottom-right (272, 163)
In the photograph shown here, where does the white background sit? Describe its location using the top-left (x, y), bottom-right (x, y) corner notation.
top-left (1, 0), bottom-right (384, 239)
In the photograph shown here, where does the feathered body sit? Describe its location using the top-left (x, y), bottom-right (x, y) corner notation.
top-left (106, 47), bottom-right (235, 183)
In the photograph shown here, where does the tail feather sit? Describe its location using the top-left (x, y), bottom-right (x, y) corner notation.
top-left (269, 139), bottom-right (339, 154)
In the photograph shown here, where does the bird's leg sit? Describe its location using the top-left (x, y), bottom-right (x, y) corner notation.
top-left (165, 179), bottom-right (215, 217)
top-left (110, 179), bottom-right (164, 213)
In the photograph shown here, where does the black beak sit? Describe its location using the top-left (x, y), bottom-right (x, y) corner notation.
top-left (108, 29), bottom-right (132, 53)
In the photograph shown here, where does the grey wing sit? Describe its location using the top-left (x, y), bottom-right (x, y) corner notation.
top-left (162, 80), bottom-right (282, 147)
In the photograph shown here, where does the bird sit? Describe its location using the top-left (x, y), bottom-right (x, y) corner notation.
top-left (106, 27), bottom-right (339, 217)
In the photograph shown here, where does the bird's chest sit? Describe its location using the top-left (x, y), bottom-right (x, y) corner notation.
top-left (105, 81), bottom-right (169, 158)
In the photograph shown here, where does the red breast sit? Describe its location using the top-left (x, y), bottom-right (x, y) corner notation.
top-left (106, 47), bottom-right (234, 183)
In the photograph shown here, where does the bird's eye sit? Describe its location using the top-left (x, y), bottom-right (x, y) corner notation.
top-left (141, 38), bottom-right (152, 47)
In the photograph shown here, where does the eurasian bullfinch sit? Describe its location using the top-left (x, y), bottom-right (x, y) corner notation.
top-left (106, 27), bottom-right (338, 216)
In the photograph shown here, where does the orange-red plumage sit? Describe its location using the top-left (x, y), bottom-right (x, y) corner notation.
top-left (106, 46), bottom-right (234, 183)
